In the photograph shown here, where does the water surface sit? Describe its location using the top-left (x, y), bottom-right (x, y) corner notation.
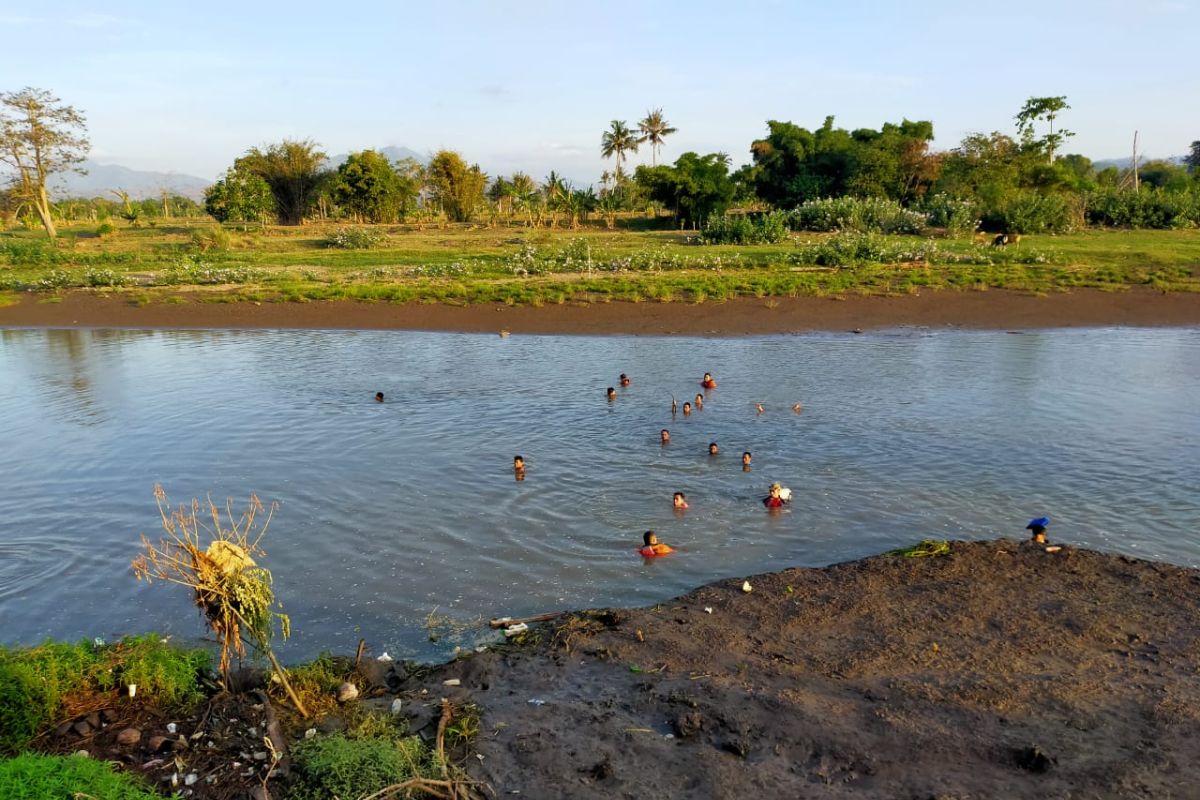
top-left (1, 326), bottom-right (1197, 660)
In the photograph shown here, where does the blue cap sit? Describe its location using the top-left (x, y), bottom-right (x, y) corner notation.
top-left (1026, 516), bottom-right (1050, 529)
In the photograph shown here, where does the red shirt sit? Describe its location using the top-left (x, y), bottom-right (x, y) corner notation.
top-left (639, 543), bottom-right (674, 557)
top-left (763, 496), bottom-right (784, 508)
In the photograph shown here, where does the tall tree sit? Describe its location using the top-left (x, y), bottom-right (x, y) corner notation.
top-left (205, 165), bottom-right (275, 225)
top-left (426, 150), bottom-right (487, 222)
top-left (1186, 140), bottom-right (1200, 174)
top-left (637, 108), bottom-right (678, 166)
top-left (236, 139), bottom-right (330, 225)
top-left (635, 151), bottom-right (735, 227)
top-left (601, 120), bottom-right (640, 181)
top-left (0, 87), bottom-right (90, 238)
top-left (333, 149), bottom-right (412, 223)
top-left (1015, 96), bottom-right (1074, 163)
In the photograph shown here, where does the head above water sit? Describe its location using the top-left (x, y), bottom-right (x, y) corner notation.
top-left (607, 387), bottom-right (617, 399)
top-left (682, 402), bottom-right (692, 413)
top-left (742, 451), bottom-right (752, 464)
top-left (673, 492), bottom-right (687, 507)
top-left (769, 482), bottom-right (782, 495)
top-left (513, 455), bottom-right (525, 469)
top-left (374, 392), bottom-right (384, 402)
top-left (660, 429), bottom-right (670, 442)
top-left (703, 373), bottom-right (713, 381)
top-left (708, 442), bottom-right (719, 455)
top-left (643, 530), bottom-right (657, 546)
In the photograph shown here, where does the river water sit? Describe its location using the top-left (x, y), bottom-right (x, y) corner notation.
top-left (1, 326), bottom-right (1197, 661)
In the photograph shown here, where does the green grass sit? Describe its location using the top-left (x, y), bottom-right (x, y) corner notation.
top-left (0, 635), bottom-right (210, 755)
top-left (0, 752), bottom-right (164, 800)
top-left (2, 219), bottom-right (1198, 305)
top-left (288, 733), bottom-right (444, 800)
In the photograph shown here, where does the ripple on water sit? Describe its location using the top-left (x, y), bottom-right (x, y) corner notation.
top-left (0, 539), bottom-right (84, 603)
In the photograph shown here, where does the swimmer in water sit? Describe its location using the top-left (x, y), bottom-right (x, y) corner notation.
top-left (763, 482), bottom-right (787, 508)
top-left (513, 455), bottom-right (526, 481)
top-left (1026, 516), bottom-right (1049, 544)
top-left (620, 373), bottom-right (631, 387)
top-left (639, 530), bottom-right (674, 558)
top-left (756, 403), bottom-right (765, 414)
top-left (660, 429), bottom-right (671, 444)
top-left (742, 451), bottom-right (752, 470)
top-left (375, 392), bottom-right (384, 402)
top-left (682, 402), bottom-right (692, 416)
top-left (701, 372), bottom-right (718, 389)
top-left (607, 387), bottom-right (617, 401)
top-left (695, 393), bottom-right (704, 410)
top-left (792, 402), bottom-right (803, 413)
top-left (673, 491), bottom-right (688, 509)
top-left (708, 442), bottom-right (719, 456)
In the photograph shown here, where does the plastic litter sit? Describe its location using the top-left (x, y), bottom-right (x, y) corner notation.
top-left (504, 622), bottom-right (529, 637)
top-left (742, 581), bottom-right (753, 593)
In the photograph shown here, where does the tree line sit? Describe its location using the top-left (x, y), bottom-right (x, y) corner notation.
top-left (4, 86), bottom-right (1200, 239)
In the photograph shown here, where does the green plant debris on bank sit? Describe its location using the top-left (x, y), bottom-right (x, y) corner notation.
top-left (0, 752), bottom-right (164, 799)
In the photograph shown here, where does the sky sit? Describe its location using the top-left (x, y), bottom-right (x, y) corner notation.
top-left (2, 0), bottom-right (1198, 185)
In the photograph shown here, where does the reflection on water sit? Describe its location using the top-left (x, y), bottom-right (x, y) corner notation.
top-left (1, 326), bottom-right (1198, 661)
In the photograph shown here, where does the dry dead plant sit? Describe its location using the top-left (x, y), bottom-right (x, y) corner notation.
top-left (131, 483), bottom-right (308, 716)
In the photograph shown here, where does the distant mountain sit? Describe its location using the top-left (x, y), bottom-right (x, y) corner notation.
top-left (326, 145), bottom-right (428, 168)
top-left (1092, 154), bottom-right (1186, 171)
top-left (50, 160), bottom-right (211, 201)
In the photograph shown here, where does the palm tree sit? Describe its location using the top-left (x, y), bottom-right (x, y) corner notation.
top-left (637, 109), bottom-right (677, 166)
top-left (600, 120), bottom-right (640, 182)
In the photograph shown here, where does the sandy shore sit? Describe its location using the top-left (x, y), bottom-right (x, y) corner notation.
top-left (2, 288), bottom-right (1199, 334)
top-left (378, 539), bottom-right (1200, 798)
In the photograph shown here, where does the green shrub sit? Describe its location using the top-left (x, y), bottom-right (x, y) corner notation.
top-left (793, 232), bottom-right (937, 267)
top-left (190, 226), bottom-right (233, 252)
top-left (699, 211), bottom-right (790, 244)
top-left (0, 636), bottom-right (209, 754)
top-left (288, 734), bottom-right (439, 800)
top-left (790, 197), bottom-right (927, 234)
top-left (84, 268), bottom-right (130, 287)
top-left (980, 190), bottom-right (1074, 234)
top-left (1086, 188), bottom-right (1200, 229)
top-left (96, 222), bottom-right (118, 239)
top-left (0, 239), bottom-right (53, 266)
top-left (914, 194), bottom-right (980, 237)
top-left (0, 753), bottom-right (162, 800)
top-left (322, 226), bottom-right (386, 249)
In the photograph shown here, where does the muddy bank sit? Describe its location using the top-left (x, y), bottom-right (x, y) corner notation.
top-left (2, 288), bottom-right (1200, 334)
top-left (382, 540), bottom-right (1200, 799)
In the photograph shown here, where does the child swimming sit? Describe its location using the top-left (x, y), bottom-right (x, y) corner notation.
top-left (639, 530), bottom-right (674, 558)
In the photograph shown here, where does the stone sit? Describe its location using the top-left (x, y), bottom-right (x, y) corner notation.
top-left (116, 727), bottom-right (142, 746)
top-left (54, 721), bottom-right (74, 738)
top-left (100, 709), bottom-right (119, 724)
top-left (147, 735), bottom-right (172, 752)
top-left (85, 712), bottom-right (101, 729)
top-left (72, 750), bottom-right (90, 758)
top-left (336, 681), bottom-right (359, 703)
top-left (72, 721), bottom-right (93, 737)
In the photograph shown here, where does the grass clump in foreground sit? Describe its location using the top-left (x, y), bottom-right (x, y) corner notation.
top-left (0, 635), bottom-right (210, 755)
top-left (888, 539), bottom-right (952, 558)
top-left (288, 730), bottom-right (447, 800)
top-left (0, 752), bottom-right (162, 800)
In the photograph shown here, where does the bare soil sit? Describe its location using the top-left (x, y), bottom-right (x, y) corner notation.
top-left (3, 288), bottom-right (1200, 334)
top-left (387, 539), bottom-right (1200, 799)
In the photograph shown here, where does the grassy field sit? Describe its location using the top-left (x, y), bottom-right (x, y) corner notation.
top-left (1, 219), bottom-right (1198, 306)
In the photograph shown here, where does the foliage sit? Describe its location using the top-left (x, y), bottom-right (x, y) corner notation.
top-left (204, 165), bottom-right (275, 225)
top-left (332, 149), bottom-right (416, 223)
top-left (1015, 96), bottom-right (1074, 162)
top-left (699, 211), bottom-right (790, 244)
top-left (914, 193), bottom-right (980, 236)
top-left (1085, 188), bottom-right (1200, 229)
top-left (790, 196), bottom-right (927, 234)
top-left (1187, 141), bottom-right (1200, 174)
top-left (751, 116), bottom-right (937, 207)
top-left (426, 150), bottom-right (487, 222)
top-left (288, 734), bottom-right (440, 800)
top-left (0, 636), bottom-right (209, 754)
top-left (95, 221), bottom-right (117, 239)
top-left (637, 108), bottom-right (677, 166)
top-left (979, 189), bottom-right (1074, 234)
top-left (0, 87), bottom-right (90, 238)
top-left (162, 255), bottom-right (262, 285)
top-left (600, 120), bottom-right (640, 181)
top-left (322, 226), bottom-right (386, 249)
top-left (236, 139), bottom-right (330, 225)
top-left (887, 539), bottom-right (951, 557)
top-left (190, 226), bottom-right (232, 252)
top-left (0, 753), bottom-right (162, 799)
top-left (635, 151), bottom-right (735, 227)
top-left (794, 232), bottom-right (936, 266)
top-left (131, 486), bottom-right (290, 684)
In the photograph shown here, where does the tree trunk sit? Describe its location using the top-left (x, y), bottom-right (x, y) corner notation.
top-left (34, 185), bottom-right (57, 239)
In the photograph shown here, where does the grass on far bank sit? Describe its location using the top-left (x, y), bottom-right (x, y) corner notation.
top-left (2, 219), bottom-right (1198, 306)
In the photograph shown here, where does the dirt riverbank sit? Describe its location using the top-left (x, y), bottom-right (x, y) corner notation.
top-left (381, 539), bottom-right (1200, 799)
top-left (2, 288), bottom-right (1199, 334)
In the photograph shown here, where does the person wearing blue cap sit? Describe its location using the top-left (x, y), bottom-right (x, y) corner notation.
top-left (1026, 517), bottom-right (1050, 544)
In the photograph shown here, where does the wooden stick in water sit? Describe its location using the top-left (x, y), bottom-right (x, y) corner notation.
top-left (489, 611), bottom-right (566, 629)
